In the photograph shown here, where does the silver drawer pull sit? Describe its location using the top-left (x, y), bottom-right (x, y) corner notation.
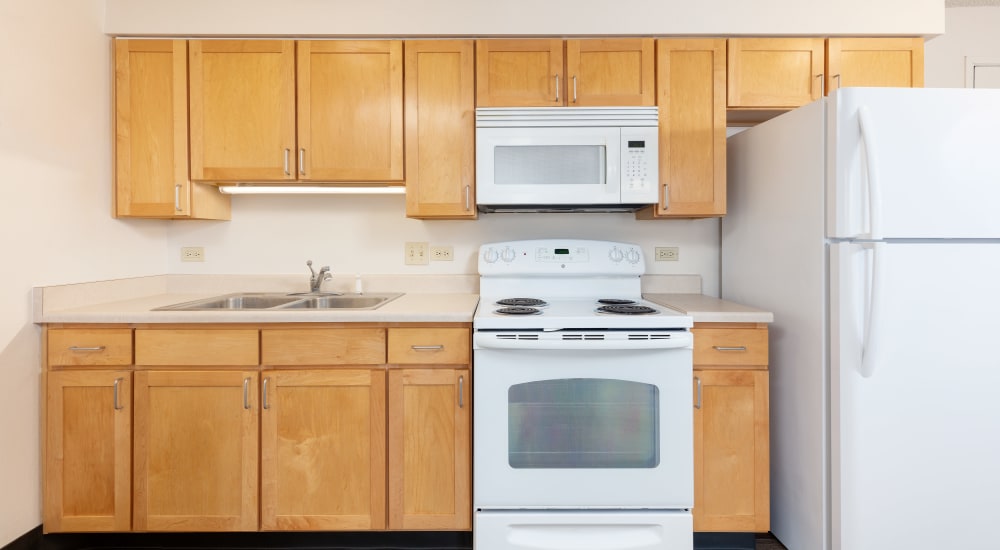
top-left (411, 345), bottom-right (444, 351)
top-left (713, 346), bottom-right (748, 352)
top-left (68, 346), bottom-right (106, 352)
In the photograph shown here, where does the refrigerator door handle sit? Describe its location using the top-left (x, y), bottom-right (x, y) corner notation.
top-left (857, 106), bottom-right (883, 240)
top-left (860, 241), bottom-right (885, 378)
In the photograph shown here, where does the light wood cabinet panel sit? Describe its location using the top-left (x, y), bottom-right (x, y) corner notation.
top-left (826, 37), bottom-right (924, 93)
top-left (189, 40), bottom-right (296, 182)
top-left (565, 38), bottom-right (655, 106)
top-left (261, 328), bottom-right (386, 366)
top-left (693, 369), bottom-right (770, 532)
top-left (135, 329), bottom-right (259, 366)
top-left (404, 40), bottom-right (477, 219)
top-left (388, 368), bottom-right (471, 530)
top-left (640, 39), bottom-right (727, 219)
top-left (388, 327), bottom-right (470, 365)
top-left (114, 39), bottom-right (229, 220)
top-left (47, 328), bottom-right (132, 367)
top-left (44, 370), bottom-right (132, 532)
top-left (298, 41), bottom-right (403, 182)
top-left (476, 39), bottom-right (565, 107)
top-left (133, 370), bottom-right (259, 531)
top-left (261, 369), bottom-right (386, 530)
top-left (728, 38), bottom-right (825, 109)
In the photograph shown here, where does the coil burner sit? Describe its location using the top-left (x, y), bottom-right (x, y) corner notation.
top-left (495, 306), bottom-right (543, 315)
top-left (496, 298), bottom-right (548, 307)
top-left (596, 304), bottom-right (659, 315)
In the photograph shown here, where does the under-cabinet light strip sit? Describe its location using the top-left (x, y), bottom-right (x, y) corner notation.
top-left (217, 186), bottom-right (406, 195)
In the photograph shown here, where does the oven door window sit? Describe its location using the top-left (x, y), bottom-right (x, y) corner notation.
top-left (508, 378), bottom-right (658, 468)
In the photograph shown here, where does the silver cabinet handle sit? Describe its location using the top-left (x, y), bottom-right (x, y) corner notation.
top-left (243, 377), bottom-right (251, 410)
top-left (815, 73), bottom-right (825, 97)
top-left (68, 346), bottom-right (105, 352)
top-left (411, 345), bottom-right (445, 351)
top-left (833, 73), bottom-right (841, 92)
top-left (572, 75), bottom-right (578, 103)
top-left (262, 377), bottom-right (270, 410)
top-left (662, 183), bottom-right (669, 210)
top-left (299, 148), bottom-right (306, 176)
top-left (283, 148), bottom-right (291, 176)
top-left (554, 74), bottom-right (560, 103)
top-left (458, 375), bottom-right (465, 409)
top-left (464, 185), bottom-right (471, 211)
top-left (694, 376), bottom-right (702, 410)
top-left (713, 346), bottom-right (748, 352)
top-left (174, 184), bottom-right (182, 212)
top-left (113, 377), bottom-right (124, 411)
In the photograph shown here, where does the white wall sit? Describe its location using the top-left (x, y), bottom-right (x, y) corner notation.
top-left (0, 1), bottom-right (169, 545)
top-left (925, 6), bottom-right (1000, 86)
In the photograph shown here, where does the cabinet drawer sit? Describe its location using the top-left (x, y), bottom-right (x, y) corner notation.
top-left (692, 327), bottom-right (768, 367)
top-left (261, 328), bottom-right (386, 366)
top-left (134, 329), bottom-right (259, 366)
top-left (48, 328), bottom-right (132, 367)
top-left (388, 328), bottom-right (470, 365)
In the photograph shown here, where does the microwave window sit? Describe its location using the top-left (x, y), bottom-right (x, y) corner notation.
top-left (494, 145), bottom-right (606, 186)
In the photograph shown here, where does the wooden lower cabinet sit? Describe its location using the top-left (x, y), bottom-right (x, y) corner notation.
top-left (44, 370), bottom-right (132, 532)
top-left (132, 370), bottom-right (260, 531)
top-left (260, 369), bottom-right (387, 530)
top-left (388, 368), bottom-right (471, 530)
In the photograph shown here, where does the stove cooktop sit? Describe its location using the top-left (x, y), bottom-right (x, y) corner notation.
top-left (474, 297), bottom-right (692, 330)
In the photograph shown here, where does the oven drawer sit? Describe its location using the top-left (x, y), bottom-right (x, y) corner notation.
top-left (475, 510), bottom-right (692, 550)
top-left (692, 326), bottom-right (768, 367)
top-left (388, 328), bottom-right (469, 365)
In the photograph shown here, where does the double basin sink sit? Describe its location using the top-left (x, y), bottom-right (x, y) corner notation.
top-left (154, 292), bottom-right (402, 311)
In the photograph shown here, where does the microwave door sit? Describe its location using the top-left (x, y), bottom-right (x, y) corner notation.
top-left (476, 127), bottom-right (621, 206)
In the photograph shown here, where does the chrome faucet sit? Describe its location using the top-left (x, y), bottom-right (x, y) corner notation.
top-left (306, 260), bottom-right (332, 293)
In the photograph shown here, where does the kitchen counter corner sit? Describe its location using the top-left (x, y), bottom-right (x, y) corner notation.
top-left (644, 293), bottom-right (774, 324)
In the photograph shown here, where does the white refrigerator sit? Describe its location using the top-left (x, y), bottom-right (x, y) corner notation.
top-left (722, 88), bottom-right (1000, 550)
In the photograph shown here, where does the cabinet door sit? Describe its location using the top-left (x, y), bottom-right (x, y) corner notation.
top-left (728, 38), bottom-right (825, 108)
top-left (692, 369), bottom-right (770, 532)
top-left (565, 38), bottom-right (655, 106)
top-left (189, 40), bottom-right (296, 182)
top-left (404, 40), bottom-right (477, 219)
top-left (642, 39), bottom-right (726, 219)
top-left (44, 370), bottom-right (131, 532)
top-left (133, 370), bottom-right (259, 531)
top-left (298, 40), bottom-right (403, 181)
top-left (114, 41), bottom-right (230, 220)
top-left (388, 368), bottom-right (471, 530)
top-left (261, 369), bottom-right (386, 530)
top-left (476, 39), bottom-right (564, 106)
top-left (826, 37), bottom-right (924, 93)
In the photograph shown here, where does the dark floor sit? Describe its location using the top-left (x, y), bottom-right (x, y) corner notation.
top-left (756, 532), bottom-right (789, 549)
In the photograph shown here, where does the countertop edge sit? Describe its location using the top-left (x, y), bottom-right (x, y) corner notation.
top-left (644, 293), bottom-right (774, 324)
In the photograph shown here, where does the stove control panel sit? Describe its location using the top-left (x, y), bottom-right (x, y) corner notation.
top-left (479, 239), bottom-right (645, 275)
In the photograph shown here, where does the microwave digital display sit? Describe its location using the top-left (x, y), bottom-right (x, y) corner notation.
top-left (628, 140), bottom-right (646, 148)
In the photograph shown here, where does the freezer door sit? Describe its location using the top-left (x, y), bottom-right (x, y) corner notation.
top-left (830, 241), bottom-right (1000, 550)
top-left (828, 88), bottom-right (1000, 239)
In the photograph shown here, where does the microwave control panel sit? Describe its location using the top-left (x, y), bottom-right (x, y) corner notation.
top-left (620, 128), bottom-right (658, 202)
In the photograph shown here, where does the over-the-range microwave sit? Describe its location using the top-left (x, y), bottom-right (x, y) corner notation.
top-left (474, 107), bottom-right (659, 213)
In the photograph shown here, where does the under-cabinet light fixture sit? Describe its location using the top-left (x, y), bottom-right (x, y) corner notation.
top-left (217, 185), bottom-right (406, 195)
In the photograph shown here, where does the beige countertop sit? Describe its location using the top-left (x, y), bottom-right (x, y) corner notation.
top-left (644, 293), bottom-right (774, 324)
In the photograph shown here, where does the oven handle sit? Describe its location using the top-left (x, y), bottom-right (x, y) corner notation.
top-left (474, 332), bottom-right (693, 350)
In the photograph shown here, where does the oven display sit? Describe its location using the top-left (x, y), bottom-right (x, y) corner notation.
top-left (536, 246), bottom-right (590, 263)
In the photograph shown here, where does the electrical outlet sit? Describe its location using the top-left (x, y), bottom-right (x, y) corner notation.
top-left (654, 246), bottom-right (679, 261)
top-left (405, 242), bottom-right (429, 265)
top-left (181, 246), bottom-right (205, 262)
top-left (430, 245), bottom-right (454, 261)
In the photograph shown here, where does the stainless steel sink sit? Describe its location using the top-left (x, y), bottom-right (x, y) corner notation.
top-left (154, 292), bottom-right (402, 311)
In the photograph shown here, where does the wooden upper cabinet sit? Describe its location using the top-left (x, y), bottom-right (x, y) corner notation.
top-left (114, 39), bottom-right (229, 220)
top-left (404, 40), bottom-right (476, 219)
top-left (640, 39), bottom-right (726, 219)
top-left (189, 40), bottom-right (296, 182)
top-left (565, 38), bottom-right (655, 106)
top-left (44, 370), bottom-right (132, 532)
top-left (476, 39), bottom-right (654, 107)
top-left (826, 37), bottom-right (924, 93)
top-left (261, 369), bottom-right (387, 531)
top-left (728, 38), bottom-right (825, 109)
top-left (298, 40), bottom-right (403, 181)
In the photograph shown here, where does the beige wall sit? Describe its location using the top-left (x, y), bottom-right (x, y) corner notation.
top-left (0, 0), bottom-right (169, 545)
top-left (925, 6), bottom-right (1000, 86)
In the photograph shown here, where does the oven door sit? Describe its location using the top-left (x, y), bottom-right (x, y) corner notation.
top-left (473, 343), bottom-right (693, 509)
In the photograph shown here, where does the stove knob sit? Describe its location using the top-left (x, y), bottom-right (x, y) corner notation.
top-left (608, 247), bottom-right (624, 263)
top-left (482, 247), bottom-right (499, 263)
top-left (500, 246), bottom-right (516, 263)
top-left (625, 248), bottom-right (641, 264)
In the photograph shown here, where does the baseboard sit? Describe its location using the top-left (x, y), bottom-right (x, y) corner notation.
top-left (39, 530), bottom-right (472, 550)
top-left (694, 532), bottom-right (756, 550)
top-left (2, 526), bottom-right (42, 550)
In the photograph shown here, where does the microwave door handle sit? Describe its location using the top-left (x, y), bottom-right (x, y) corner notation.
top-left (600, 148), bottom-right (606, 185)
